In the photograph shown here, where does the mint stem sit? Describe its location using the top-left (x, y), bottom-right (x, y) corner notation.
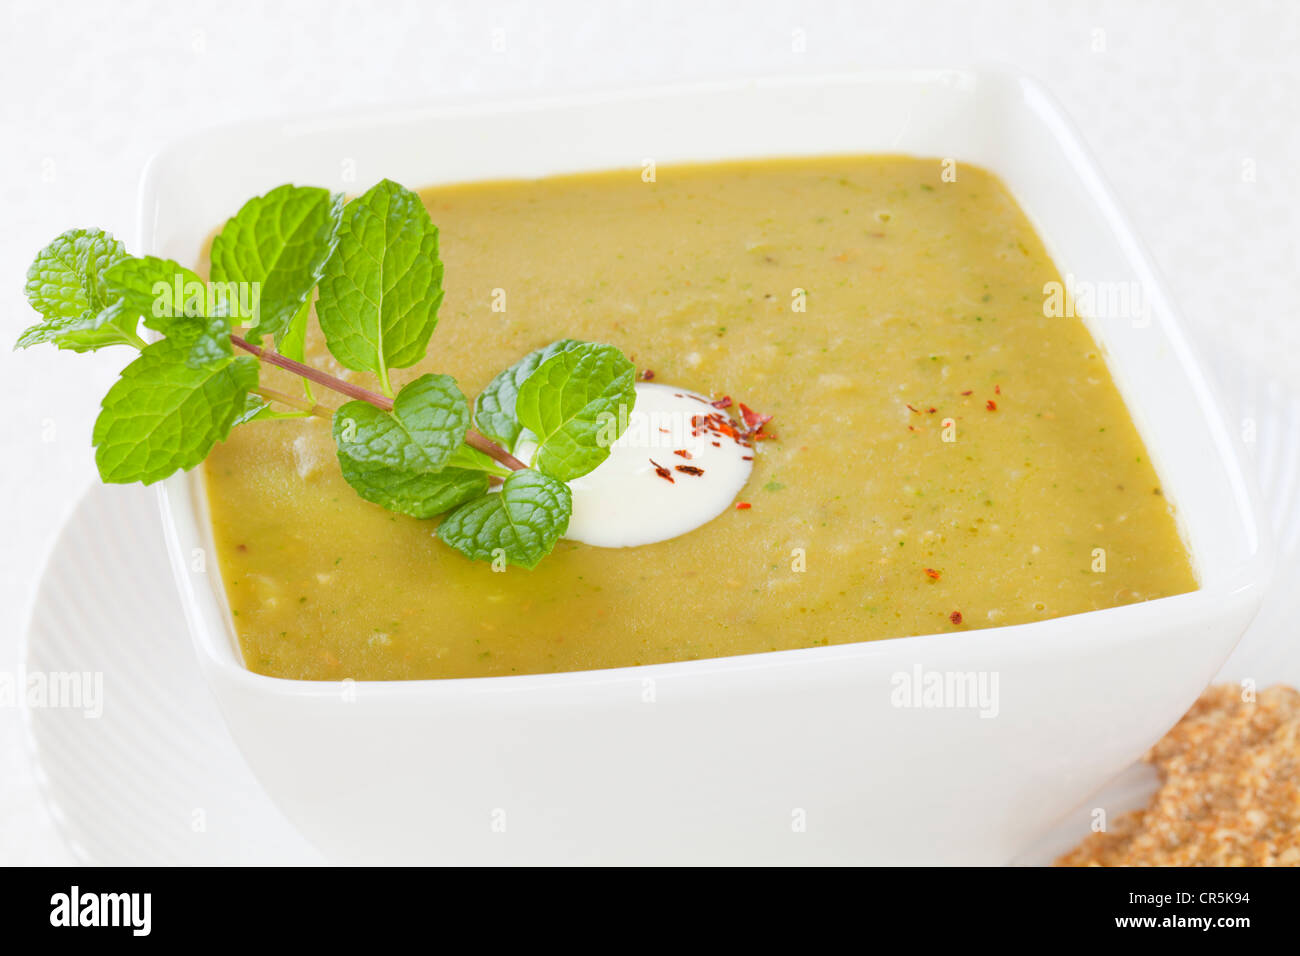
top-left (232, 333), bottom-right (394, 409)
top-left (253, 385), bottom-right (330, 418)
top-left (464, 430), bottom-right (527, 471)
top-left (230, 333), bottom-right (527, 472)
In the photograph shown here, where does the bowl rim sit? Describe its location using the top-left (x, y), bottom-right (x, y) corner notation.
top-left (146, 67), bottom-right (1275, 697)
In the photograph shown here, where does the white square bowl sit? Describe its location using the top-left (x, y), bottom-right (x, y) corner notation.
top-left (151, 70), bottom-right (1272, 864)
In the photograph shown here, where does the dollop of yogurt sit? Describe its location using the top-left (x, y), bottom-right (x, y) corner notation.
top-left (534, 382), bottom-right (755, 548)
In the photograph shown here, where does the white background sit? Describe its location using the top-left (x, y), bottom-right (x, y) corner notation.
top-left (1, 0), bottom-right (1296, 864)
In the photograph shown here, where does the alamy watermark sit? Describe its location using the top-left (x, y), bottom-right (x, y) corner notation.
top-left (0, 670), bottom-right (103, 718)
top-left (1043, 273), bottom-right (1151, 327)
top-left (890, 664), bottom-right (999, 718)
top-left (50, 886), bottom-right (150, 936)
top-left (152, 276), bottom-right (261, 324)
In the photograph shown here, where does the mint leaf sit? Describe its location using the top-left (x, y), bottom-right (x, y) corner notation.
top-left (29, 300), bottom-right (139, 353)
top-left (103, 254), bottom-right (201, 313)
top-left (92, 339), bottom-right (259, 484)
top-left (209, 185), bottom-right (343, 344)
top-left (24, 228), bottom-right (126, 320)
top-left (333, 373), bottom-right (469, 474)
top-left (102, 255), bottom-right (233, 367)
top-left (446, 442), bottom-right (511, 476)
top-left (277, 297), bottom-right (311, 361)
top-left (513, 342), bottom-right (636, 480)
top-left (474, 339), bottom-right (584, 448)
top-left (18, 228), bottom-right (136, 351)
top-left (332, 374), bottom-right (477, 519)
top-left (336, 456), bottom-right (488, 519)
top-left (233, 394), bottom-right (271, 426)
top-left (315, 179), bottom-right (443, 394)
top-left (436, 470), bottom-right (572, 569)
top-left (275, 298), bottom-right (316, 402)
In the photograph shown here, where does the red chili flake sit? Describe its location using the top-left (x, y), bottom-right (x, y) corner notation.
top-left (741, 455), bottom-right (753, 461)
top-left (949, 610), bottom-right (963, 625)
top-left (908, 425), bottom-right (917, 431)
top-left (961, 390), bottom-right (973, 396)
top-left (649, 458), bottom-right (674, 483)
top-left (739, 403), bottom-right (773, 430)
top-left (673, 449), bottom-right (693, 459)
top-left (926, 407), bottom-right (937, 414)
top-left (735, 502), bottom-right (752, 510)
top-left (687, 394), bottom-right (711, 404)
top-left (639, 369), bottom-right (655, 381)
top-left (751, 431), bottom-right (777, 441)
top-left (711, 396), bottom-right (733, 409)
top-left (924, 568), bottom-right (941, 580)
top-left (711, 441), bottom-right (721, 447)
top-left (994, 384), bottom-right (1001, 395)
top-left (658, 427), bottom-right (670, 433)
top-left (906, 403), bottom-right (920, 414)
top-left (716, 420), bottom-right (738, 439)
top-left (675, 465), bottom-right (704, 476)
top-left (986, 399), bottom-right (997, 411)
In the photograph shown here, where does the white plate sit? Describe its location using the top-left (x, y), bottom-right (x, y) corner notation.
top-left (23, 339), bottom-right (1298, 866)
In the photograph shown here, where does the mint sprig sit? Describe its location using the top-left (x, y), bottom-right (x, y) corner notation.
top-left (16, 180), bottom-right (636, 569)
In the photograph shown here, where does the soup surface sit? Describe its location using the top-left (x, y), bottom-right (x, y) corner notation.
top-left (203, 156), bottom-right (1196, 680)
